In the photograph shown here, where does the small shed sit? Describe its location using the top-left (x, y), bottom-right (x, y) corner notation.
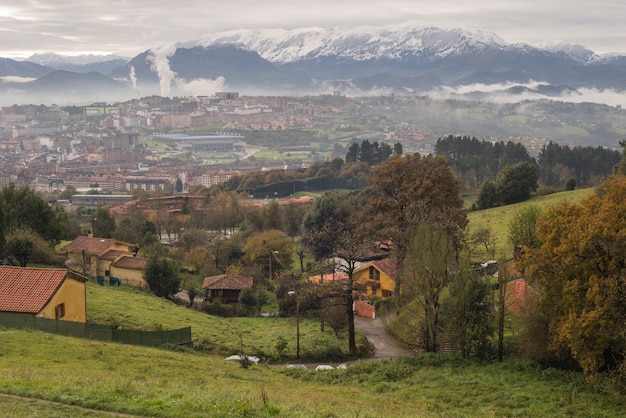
top-left (202, 274), bottom-right (253, 303)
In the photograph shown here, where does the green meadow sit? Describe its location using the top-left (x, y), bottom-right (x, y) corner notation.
top-left (467, 187), bottom-right (595, 258)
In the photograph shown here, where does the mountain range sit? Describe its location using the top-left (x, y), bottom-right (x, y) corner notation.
top-left (1, 23), bottom-right (625, 105)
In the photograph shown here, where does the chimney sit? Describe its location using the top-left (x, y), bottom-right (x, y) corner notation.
top-left (88, 229), bottom-right (93, 238)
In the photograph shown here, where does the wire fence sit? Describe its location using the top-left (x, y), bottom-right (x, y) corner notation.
top-left (0, 312), bottom-right (191, 347)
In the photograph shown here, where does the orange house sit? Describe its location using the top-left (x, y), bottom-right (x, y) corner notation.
top-left (0, 266), bottom-right (88, 322)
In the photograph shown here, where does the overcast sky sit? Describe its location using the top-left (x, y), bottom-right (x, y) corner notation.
top-left (1, 0), bottom-right (625, 58)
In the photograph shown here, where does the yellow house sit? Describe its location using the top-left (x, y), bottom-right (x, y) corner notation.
top-left (110, 255), bottom-right (149, 289)
top-left (353, 259), bottom-right (397, 298)
top-left (0, 266), bottom-right (88, 322)
top-left (60, 235), bottom-right (138, 280)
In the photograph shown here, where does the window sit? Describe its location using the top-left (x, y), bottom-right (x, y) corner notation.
top-left (369, 266), bottom-right (380, 280)
top-left (382, 290), bottom-right (393, 298)
top-left (55, 303), bottom-right (65, 319)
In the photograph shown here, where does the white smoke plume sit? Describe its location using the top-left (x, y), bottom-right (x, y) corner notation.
top-left (176, 76), bottom-right (228, 97)
top-left (128, 66), bottom-right (137, 94)
top-left (147, 43), bottom-right (178, 97)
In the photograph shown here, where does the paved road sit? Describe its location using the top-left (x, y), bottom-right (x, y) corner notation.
top-left (354, 315), bottom-right (415, 360)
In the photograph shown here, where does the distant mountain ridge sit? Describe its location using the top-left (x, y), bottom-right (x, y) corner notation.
top-left (26, 53), bottom-right (129, 74)
top-left (1, 23), bottom-right (626, 105)
top-left (187, 25), bottom-right (511, 63)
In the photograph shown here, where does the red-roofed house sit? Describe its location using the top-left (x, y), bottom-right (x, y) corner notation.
top-left (0, 266), bottom-right (87, 322)
top-left (202, 274), bottom-right (254, 303)
top-left (60, 236), bottom-right (139, 282)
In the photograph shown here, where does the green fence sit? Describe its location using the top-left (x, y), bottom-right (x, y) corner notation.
top-left (0, 312), bottom-right (191, 348)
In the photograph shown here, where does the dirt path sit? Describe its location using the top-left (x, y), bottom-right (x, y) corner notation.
top-left (354, 315), bottom-right (414, 360)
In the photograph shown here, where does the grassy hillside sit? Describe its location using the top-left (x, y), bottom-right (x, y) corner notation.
top-left (1, 330), bottom-right (624, 417)
top-left (467, 187), bottom-right (595, 259)
top-left (86, 282), bottom-right (346, 361)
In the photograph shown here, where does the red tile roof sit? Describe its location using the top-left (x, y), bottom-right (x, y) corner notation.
top-left (112, 256), bottom-right (148, 270)
top-left (371, 258), bottom-right (397, 280)
top-left (202, 274), bottom-right (253, 290)
top-left (60, 236), bottom-right (134, 255)
top-left (101, 250), bottom-right (126, 260)
top-left (0, 266), bottom-right (72, 314)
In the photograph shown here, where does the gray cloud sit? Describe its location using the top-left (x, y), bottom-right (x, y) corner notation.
top-left (0, 0), bottom-right (624, 58)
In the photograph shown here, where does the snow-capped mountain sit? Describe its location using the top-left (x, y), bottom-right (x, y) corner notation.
top-left (187, 24), bottom-right (510, 64)
top-left (26, 53), bottom-right (129, 74)
top-left (534, 41), bottom-right (597, 63)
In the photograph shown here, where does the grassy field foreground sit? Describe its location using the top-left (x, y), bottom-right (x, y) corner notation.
top-left (0, 329), bottom-right (624, 417)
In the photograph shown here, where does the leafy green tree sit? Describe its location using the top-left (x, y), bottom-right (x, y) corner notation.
top-left (1, 184), bottom-right (66, 245)
top-left (263, 199), bottom-right (284, 231)
top-left (143, 258), bottom-right (180, 298)
top-left (345, 142), bottom-right (360, 163)
top-left (283, 201), bottom-right (309, 238)
top-left (508, 205), bottom-right (542, 249)
top-left (92, 205), bottom-right (115, 238)
top-left (302, 192), bottom-right (349, 260)
top-left (496, 162), bottom-right (538, 205)
top-left (113, 216), bottom-right (158, 246)
top-left (238, 287), bottom-right (258, 316)
top-left (175, 178), bottom-right (183, 194)
top-left (0, 199), bottom-right (5, 256)
top-left (443, 262), bottom-right (494, 359)
top-left (187, 285), bottom-right (198, 308)
top-left (565, 177), bottom-right (577, 190)
top-left (475, 180), bottom-right (498, 209)
top-left (5, 228), bottom-right (63, 267)
top-left (399, 221), bottom-right (455, 352)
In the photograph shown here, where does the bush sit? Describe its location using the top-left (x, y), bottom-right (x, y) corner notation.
top-left (200, 301), bottom-right (235, 317)
top-left (534, 186), bottom-right (559, 197)
top-left (356, 333), bottom-right (375, 358)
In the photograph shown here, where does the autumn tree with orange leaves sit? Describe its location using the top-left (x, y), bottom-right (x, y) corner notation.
top-left (523, 176), bottom-right (626, 384)
top-left (365, 153), bottom-right (467, 295)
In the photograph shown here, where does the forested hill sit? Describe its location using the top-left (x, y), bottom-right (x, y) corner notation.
top-left (214, 136), bottom-right (620, 198)
top-left (435, 135), bottom-right (620, 191)
top-left (219, 158), bottom-right (371, 198)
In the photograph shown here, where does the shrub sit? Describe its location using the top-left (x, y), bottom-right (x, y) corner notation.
top-left (200, 301), bottom-right (235, 317)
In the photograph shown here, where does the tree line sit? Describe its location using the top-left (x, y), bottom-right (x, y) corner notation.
top-left (345, 139), bottom-right (403, 165)
top-left (212, 139), bottom-right (401, 198)
top-left (436, 135), bottom-right (621, 191)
